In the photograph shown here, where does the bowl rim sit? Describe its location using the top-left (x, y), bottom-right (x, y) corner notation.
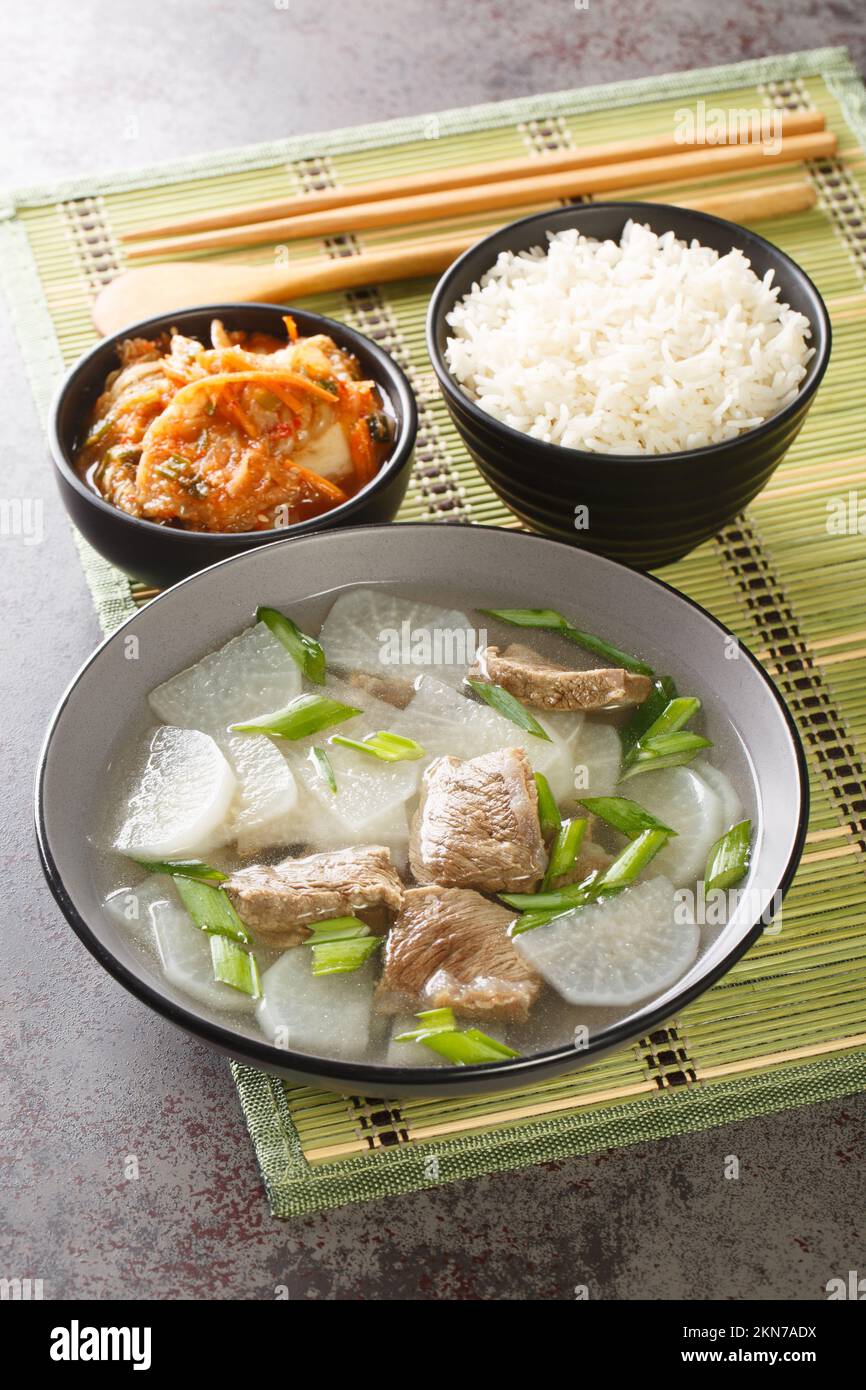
top-left (34, 522), bottom-right (810, 1091)
top-left (48, 301), bottom-right (418, 545)
top-left (426, 201), bottom-right (833, 467)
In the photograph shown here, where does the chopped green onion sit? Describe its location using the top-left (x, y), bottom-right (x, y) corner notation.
top-left (509, 826), bottom-right (671, 933)
top-left (304, 916), bottom-right (370, 944)
top-left (620, 693), bottom-right (705, 777)
top-left (594, 827), bottom-right (670, 893)
top-left (534, 771), bottom-right (562, 837)
top-left (619, 676), bottom-right (678, 758)
top-left (647, 695), bottom-right (701, 737)
top-left (561, 628), bottom-right (652, 676)
top-left (329, 730), bottom-right (425, 762)
top-left (130, 857), bottom-right (227, 882)
top-left (314, 376), bottom-right (339, 397)
top-left (509, 905), bottom-right (584, 936)
top-left (302, 916), bottom-right (376, 972)
top-left (394, 1009), bottom-right (519, 1064)
top-left (619, 731), bottom-right (713, 781)
top-left (466, 678), bottom-right (551, 741)
top-left (309, 745), bottom-right (337, 793)
top-left (580, 796), bottom-right (676, 840)
top-left (543, 816), bottom-right (588, 889)
top-left (479, 607), bottom-right (652, 676)
top-left (479, 606), bottom-right (569, 630)
top-left (310, 936), bottom-right (381, 976)
top-left (394, 1007), bottom-right (458, 1042)
top-left (172, 876), bottom-right (251, 944)
top-left (635, 696), bottom-right (701, 744)
top-left (256, 605), bottom-right (326, 685)
top-left (83, 417), bottom-right (112, 448)
top-left (414, 1029), bottom-right (520, 1064)
top-left (209, 935), bottom-right (261, 997)
top-left (705, 819), bottom-right (753, 892)
top-left (229, 693), bottom-right (361, 740)
top-left (503, 881), bottom-right (597, 913)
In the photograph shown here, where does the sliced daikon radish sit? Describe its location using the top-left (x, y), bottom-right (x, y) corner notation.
top-left (531, 712), bottom-right (587, 801)
top-left (571, 720), bottom-right (622, 799)
top-left (628, 765), bottom-right (725, 886)
top-left (321, 740), bottom-right (420, 832)
top-left (148, 882), bottom-right (256, 1014)
top-left (257, 947), bottom-right (377, 1058)
top-left (114, 726), bottom-right (236, 859)
top-left (280, 742), bottom-right (415, 855)
top-left (542, 707), bottom-right (586, 756)
top-left (149, 620), bottom-right (302, 735)
top-left (276, 748), bottom-right (349, 849)
top-left (104, 874), bottom-right (170, 945)
top-left (514, 876), bottom-right (698, 1006)
top-left (224, 733), bottom-right (298, 855)
top-left (269, 675), bottom-right (421, 846)
top-left (407, 676), bottom-right (576, 799)
top-left (407, 675), bottom-right (509, 759)
top-left (693, 759), bottom-right (744, 832)
top-left (319, 588), bottom-right (477, 685)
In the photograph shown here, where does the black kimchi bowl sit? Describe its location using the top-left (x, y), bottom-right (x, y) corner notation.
top-left (49, 303), bottom-right (418, 589)
top-left (427, 203), bottom-right (831, 570)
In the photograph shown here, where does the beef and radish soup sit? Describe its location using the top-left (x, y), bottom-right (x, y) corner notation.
top-left (100, 588), bottom-right (752, 1068)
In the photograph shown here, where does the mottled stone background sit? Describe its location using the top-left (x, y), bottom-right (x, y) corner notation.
top-left (1, 0), bottom-right (864, 1300)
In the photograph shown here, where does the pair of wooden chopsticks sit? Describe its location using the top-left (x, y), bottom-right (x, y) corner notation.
top-left (121, 108), bottom-right (833, 258)
top-left (274, 179), bottom-right (823, 290)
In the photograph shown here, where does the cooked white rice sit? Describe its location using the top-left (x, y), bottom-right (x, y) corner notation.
top-left (444, 220), bottom-right (813, 455)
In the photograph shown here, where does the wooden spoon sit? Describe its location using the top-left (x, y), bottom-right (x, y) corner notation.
top-left (91, 232), bottom-right (478, 335)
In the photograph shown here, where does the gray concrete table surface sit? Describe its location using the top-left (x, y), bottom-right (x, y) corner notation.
top-left (2, 0), bottom-right (864, 1301)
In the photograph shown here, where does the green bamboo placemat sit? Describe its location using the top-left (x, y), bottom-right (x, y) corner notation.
top-left (5, 47), bottom-right (866, 1217)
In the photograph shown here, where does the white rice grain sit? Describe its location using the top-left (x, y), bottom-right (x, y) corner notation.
top-left (444, 221), bottom-right (813, 454)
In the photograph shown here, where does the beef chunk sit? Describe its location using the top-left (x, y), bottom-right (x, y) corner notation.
top-left (347, 669), bottom-right (415, 709)
top-left (409, 747), bottom-right (546, 892)
top-left (470, 642), bottom-right (652, 711)
top-left (377, 885), bottom-right (541, 1022)
top-left (225, 844), bottom-right (403, 947)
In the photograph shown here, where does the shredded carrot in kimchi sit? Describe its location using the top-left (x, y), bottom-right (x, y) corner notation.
top-left (75, 319), bottom-right (394, 533)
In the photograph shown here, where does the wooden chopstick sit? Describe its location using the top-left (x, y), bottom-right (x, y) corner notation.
top-left (125, 131), bottom-right (836, 260)
top-left (647, 179), bottom-right (817, 222)
top-left (122, 108), bottom-right (825, 243)
top-left (231, 180), bottom-right (818, 302)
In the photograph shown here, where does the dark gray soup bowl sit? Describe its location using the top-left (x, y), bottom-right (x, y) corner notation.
top-left (36, 524), bottom-right (808, 1097)
top-left (49, 303), bottom-right (418, 589)
top-left (427, 203), bottom-right (831, 570)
